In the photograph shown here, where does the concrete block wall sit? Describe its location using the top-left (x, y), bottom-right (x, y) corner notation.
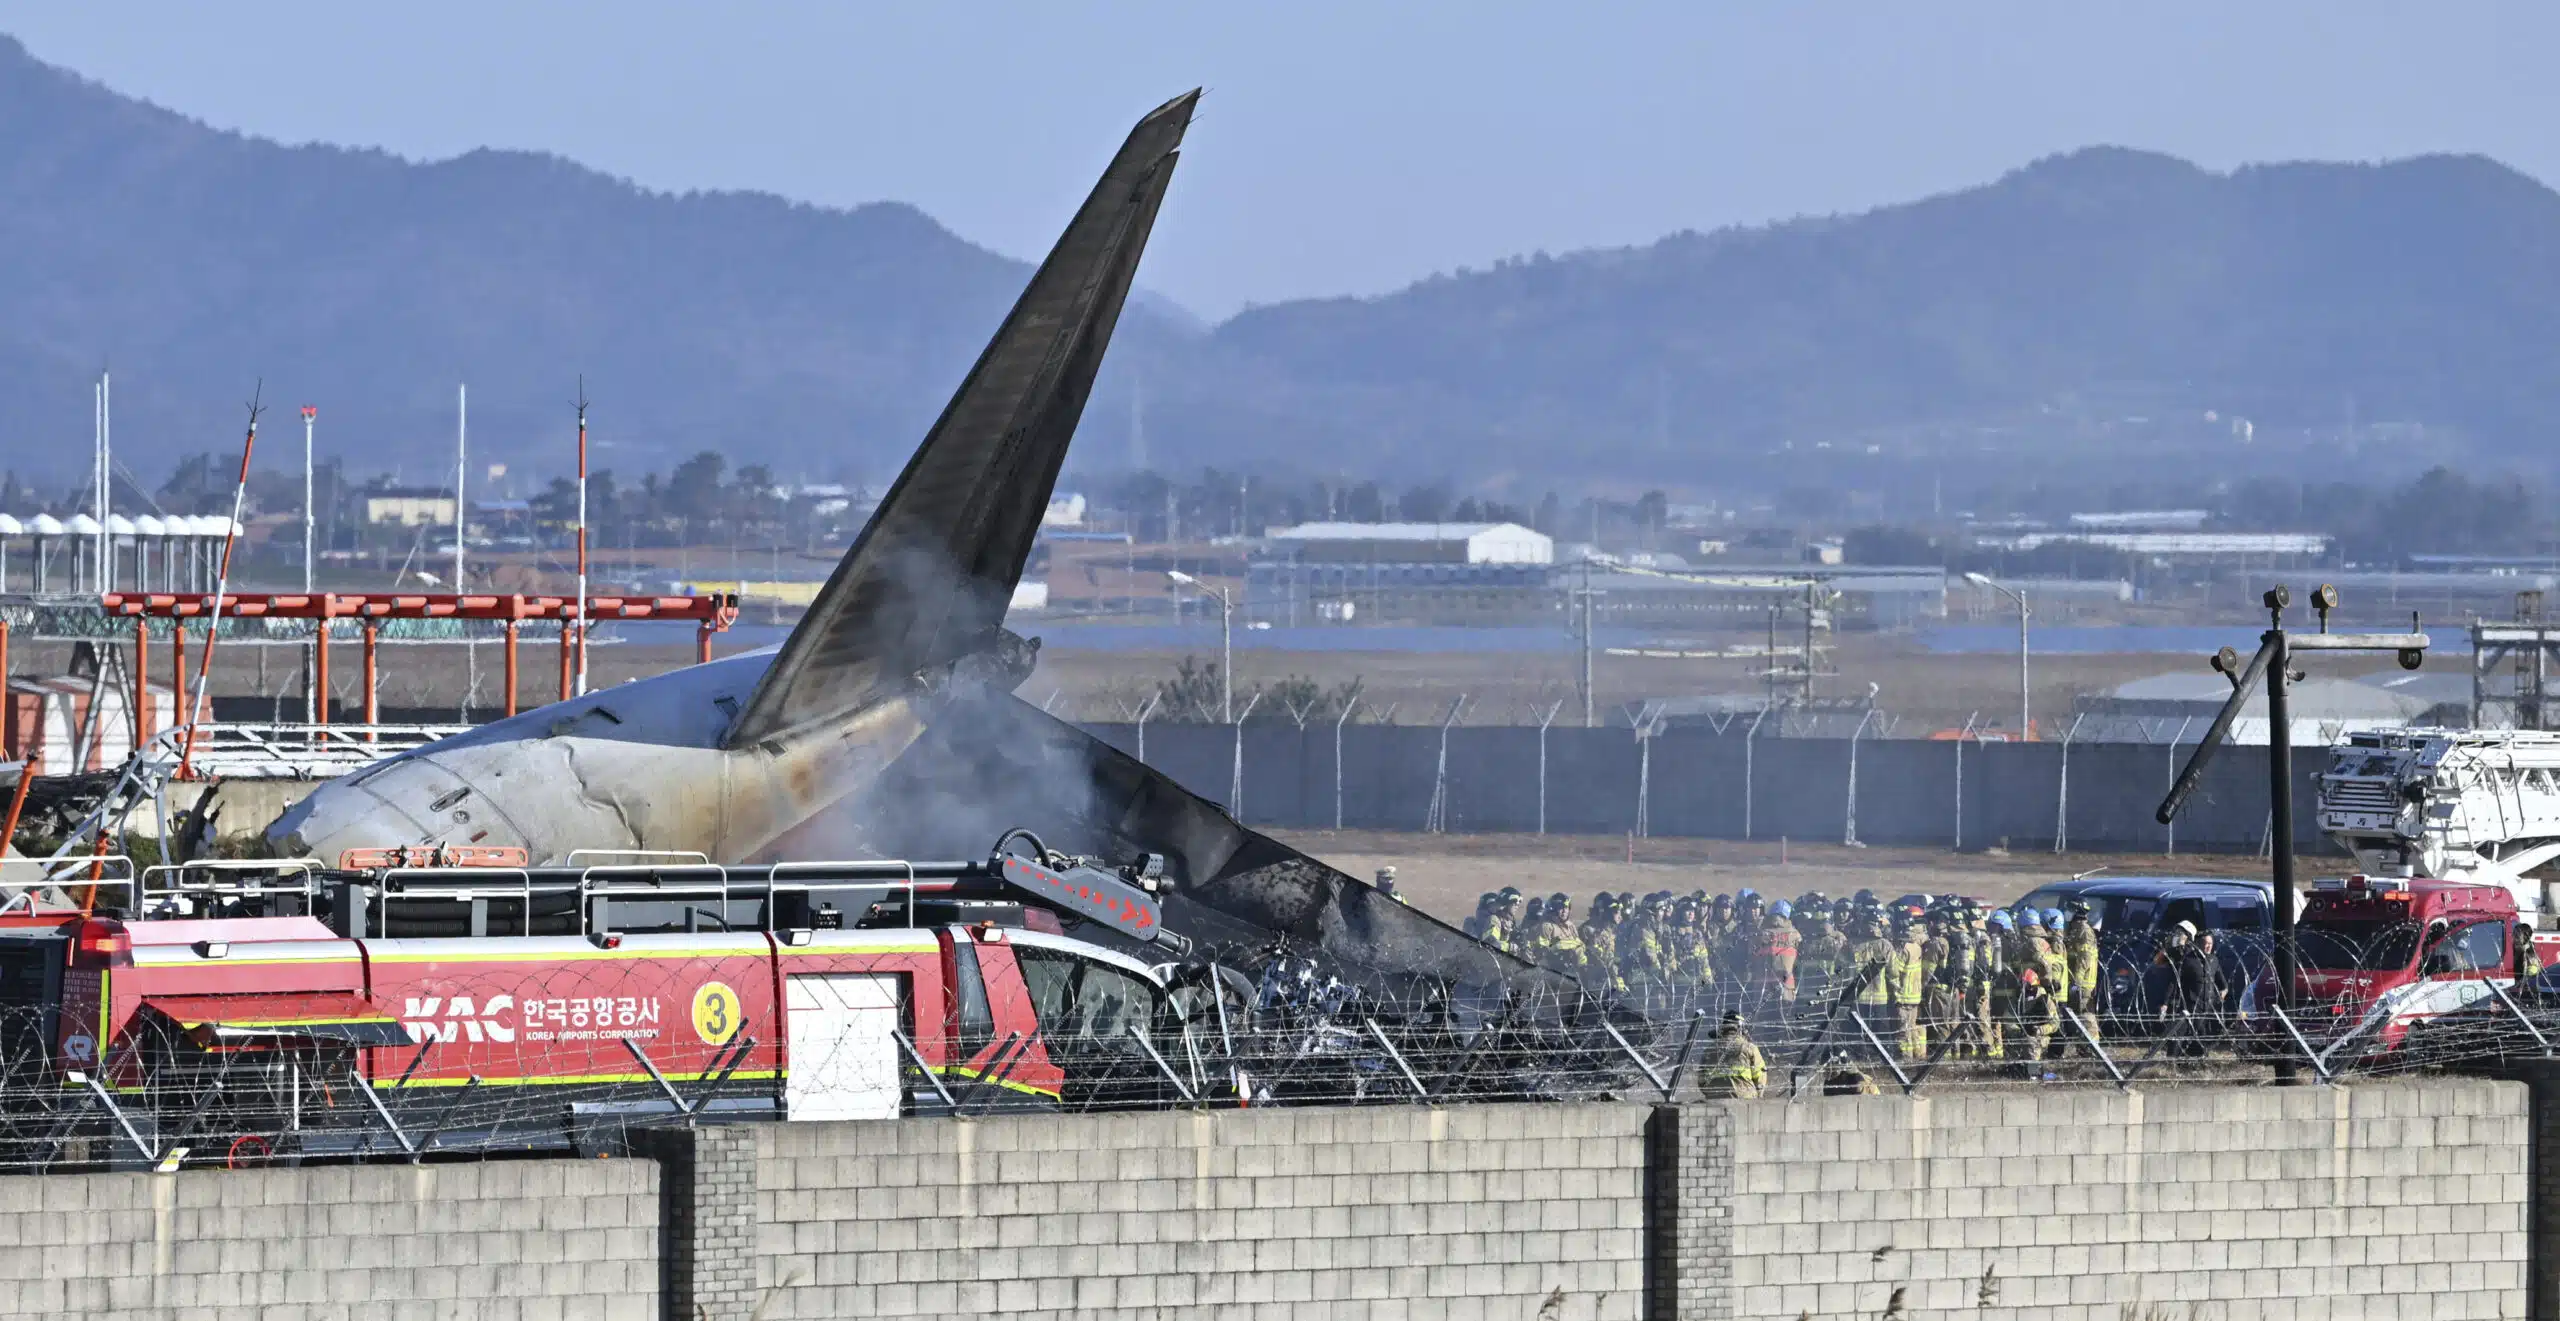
top-left (639, 1124), bottom-right (758, 1319)
top-left (752, 1102), bottom-right (1651, 1321)
top-left (0, 1158), bottom-right (659, 1320)
top-left (1716, 1078), bottom-right (2528, 1321)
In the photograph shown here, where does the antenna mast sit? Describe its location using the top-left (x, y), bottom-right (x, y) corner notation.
top-left (178, 386), bottom-right (262, 781)
top-left (575, 379), bottom-right (590, 696)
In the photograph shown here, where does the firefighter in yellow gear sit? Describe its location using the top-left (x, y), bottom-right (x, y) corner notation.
top-left (1919, 907), bottom-right (1966, 1057)
top-left (1755, 901), bottom-right (1803, 1015)
top-left (2063, 902), bottom-right (2101, 1042)
top-left (1535, 893), bottom-right (1585, 976)
top-left (2011, 966), bottom-right (2060, 1064)
top-left (1889, 917), bottom-right (1927, 1058)
top-left (1700, 1011), bottom-right (1766, 1099)
top-left (2018, 910), bottom-right (2066, 1059)
top-left (1850, 913), bottom-right (1897, 1038)
top-left (1493, 889), bottom-right (1526, 955)
top-left (1516, 897), bottom-right (1556, 959)
top-left (1966, 907), bottom-right (2002, 1059)
top-left (1719, 892), bottom-right (1763, 993)
top-left (1985, 909), bottom-right (2028, 1060)
top-left (1624, 894), bottom-right (1682, 1007)
top-left (1673, 896), bottom-right (1717, 989)
top-left (1796, 901), bottom-right (1852, 1017)
top-left (1579, 894), bottom-right (1626, 995)
top-left (2033, 909), bottom-right (2070, 1006)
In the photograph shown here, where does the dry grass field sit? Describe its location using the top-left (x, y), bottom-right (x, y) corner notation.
top-left (26, 620), bottom-right (2409, 739)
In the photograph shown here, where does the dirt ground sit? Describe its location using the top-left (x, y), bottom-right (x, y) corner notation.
top-left (1265, 828), bottom-right (2273, 929)
top-left (30, 622), bottom-right (2407, 738)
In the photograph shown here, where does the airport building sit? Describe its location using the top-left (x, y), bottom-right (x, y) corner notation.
top-left (1246, 520), bottom-right (1943, 628)
top-left (2068, 672), bottom-right (2436, 744)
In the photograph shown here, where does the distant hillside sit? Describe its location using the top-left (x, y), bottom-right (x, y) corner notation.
top-left (1163, 146), bottom-right (2560, 487)
top-left (0, 35), bottom-right (1194, 487)
top-left (6, 33), bottom-right (2560, 496)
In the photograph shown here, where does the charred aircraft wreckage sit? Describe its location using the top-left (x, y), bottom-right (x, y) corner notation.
top-left (246, 93), bottom-right (1663, 1102)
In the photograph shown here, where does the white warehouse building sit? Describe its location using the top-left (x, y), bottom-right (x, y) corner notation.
top-left (1264, 521), bottom-right (1554, 565)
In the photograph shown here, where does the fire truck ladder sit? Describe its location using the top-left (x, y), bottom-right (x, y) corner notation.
top-left (2319, 728), bottom-right (2560, 908)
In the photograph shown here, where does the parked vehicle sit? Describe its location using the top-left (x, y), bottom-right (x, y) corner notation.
top-left (2013, 876), bottom-right (2278, 1025)
top-left (0, 838), bottom-right (1214, 1168)
top-left (2292, 874), bottom-right (2560, 1055)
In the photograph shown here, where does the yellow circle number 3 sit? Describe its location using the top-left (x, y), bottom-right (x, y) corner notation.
top-left (691, 981), bottom-right (739, 1045)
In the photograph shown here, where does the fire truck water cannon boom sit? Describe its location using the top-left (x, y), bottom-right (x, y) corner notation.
top-left (2319, 728), bottom-right (2560, 924)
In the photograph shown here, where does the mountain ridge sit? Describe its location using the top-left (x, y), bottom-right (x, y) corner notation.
top-left (5, 33), bottom-right (2558, 496)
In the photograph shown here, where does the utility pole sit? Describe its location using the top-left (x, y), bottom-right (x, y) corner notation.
top-left (456, 384), bottom-right (470, 722)
top-left (1966, 572), bottom-right (2030, 738)
top-left (1573, 556), bottom-right (1598, 728)
top-left (453, 384), bottom-right (467, 593)
top-left (301, 406), bottom-right (317, 593)
top-left (1765, 605), bottom-right (1780, 707)
top-left (1166, 570), bottom-right (1231, 721)
top-left (1803, 584), bottom-right (1819, 698)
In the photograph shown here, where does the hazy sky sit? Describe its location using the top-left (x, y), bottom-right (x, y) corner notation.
top-left (5, 3), bottom-right (2555, 318)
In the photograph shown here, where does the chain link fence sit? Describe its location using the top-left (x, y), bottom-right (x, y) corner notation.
top-left (0, 917), bottom-right (2543, 1176)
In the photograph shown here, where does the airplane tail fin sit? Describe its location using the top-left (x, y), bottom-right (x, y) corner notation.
top-left (724, 90), bottom-right (1197, 749)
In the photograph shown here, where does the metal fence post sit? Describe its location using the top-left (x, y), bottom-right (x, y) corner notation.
top-left (1743, 702), bottom-right (1772, 839)
top-left (1634, 716), bottom-right (1654, 839)
top-left (2165, 714), bottom-right (2192, 856)
top-left (1332, 694), bottom-right (1360, 830)
top-left (2053, 711), bottom-right (2086, 853)
top-left (1536, 699), bottom-right (1562, 836)
top-left (1844, 708), bottom-right (1879, 847)
top-left (1229, 692), bottom-right (1262, 817)
top-left (1134, 692), bottom-right (1159, 765)
top-left (1423, 695), bottom-right (1466, 833)
top-left (1954, 711), bottom-right (1978, 850)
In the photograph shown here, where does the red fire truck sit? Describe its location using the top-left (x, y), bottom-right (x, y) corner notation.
top-left (2289, 874), bottom-right (2560, 1053)
top-left (0, 838), bottom-right (1222, 1167)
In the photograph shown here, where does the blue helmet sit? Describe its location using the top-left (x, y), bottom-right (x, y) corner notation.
top-left (2043, 908), bottom-right (2065, 930)
top-left (2018, 909), bottom-right (2044, 929)
top-left (1770, 899), bottom-right (1793, 919)
top-left (1989, 910), bottom-right (2014, 931)
top-left (1737, 887), bottom-right (1759, 902)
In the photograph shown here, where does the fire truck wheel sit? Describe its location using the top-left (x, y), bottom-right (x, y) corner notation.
top-left (225, 1134), bottom-right (273, 1169)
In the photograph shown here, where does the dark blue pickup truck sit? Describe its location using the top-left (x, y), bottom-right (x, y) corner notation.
top-left (2012, 876), bottom-right (2278, 1023)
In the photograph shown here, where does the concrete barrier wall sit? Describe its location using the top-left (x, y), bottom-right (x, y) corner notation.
top-left (1717, 1079), bottom-right (2527, 1320)
top-left (752, 1103), bottom-right (1651, 1321)
top-left (1086, 723), bottom-right (2315, 853)
top-left (0, 1158), bottom-right (660, 1320)
top-left (0, 1080), bottom-right (2533, 1320)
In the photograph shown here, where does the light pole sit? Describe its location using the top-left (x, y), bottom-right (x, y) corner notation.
top-left (301, 406), bottom-right (316, 593)
top-left (1965, 571), bottom-right (2030, 739)
top-left (1167, 569), bottom-right (1231, 722)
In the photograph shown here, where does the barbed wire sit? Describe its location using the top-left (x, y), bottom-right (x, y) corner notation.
top-left (0, 919), bottom-right (2544, 1176)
